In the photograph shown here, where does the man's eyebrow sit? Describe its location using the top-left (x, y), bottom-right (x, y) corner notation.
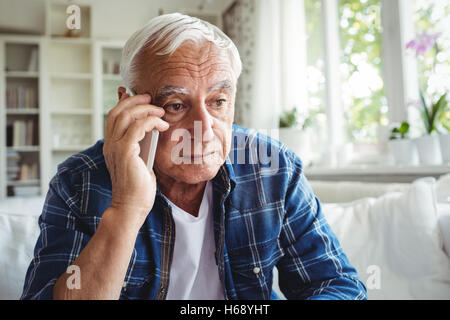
top-left (153, 86), bottom-right (189, 104)
top-left (208, 80), bottom-right (233, 92)
top-left (153, 80), bottom-right (233, 104)
top-left (156, 86), bottom-right (189, 98)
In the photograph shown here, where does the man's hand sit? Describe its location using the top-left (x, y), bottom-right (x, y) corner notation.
top-left (103, 88), bottom-right (169, 228)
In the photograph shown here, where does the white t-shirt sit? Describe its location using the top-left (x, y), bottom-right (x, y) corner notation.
top-left (164, 181), bottom-right (225, 300)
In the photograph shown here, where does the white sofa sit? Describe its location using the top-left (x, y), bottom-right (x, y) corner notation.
top-left (1, 175), bottom-right (450, 300)
top-left (309, 176), bottom-right (450, 300)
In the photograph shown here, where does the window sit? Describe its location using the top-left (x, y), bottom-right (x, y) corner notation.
top-left (412, 0), bottom-right (450, 130)
top-left (301, 0), bottom-right (449, 166)
top-left (304, 0), bottom-right (327, 162)
top-left (338, 0), bottom-right (388, 144)
top-left (413, 0), bottom-right (450, 96)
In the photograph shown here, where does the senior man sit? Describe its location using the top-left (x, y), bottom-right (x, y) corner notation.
top-left (21, 13), bottom-right (366, 300)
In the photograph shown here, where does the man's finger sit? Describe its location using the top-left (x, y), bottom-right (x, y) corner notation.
top-left (111, 104), bottom-right (165, 141)
top-left (121, 116), bottom-right (169, 147)
top-left (106, 93), bottom-right (152, 138)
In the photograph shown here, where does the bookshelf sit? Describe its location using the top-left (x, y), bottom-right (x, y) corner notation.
top-left (0, 39), bottom-right (125, 198)
top-left (0, 1), bottom-right (125, 199)
top-left (0, 36), bottom-right (43, 197)
top-left (45, 1), bottom-right (94, 182)
top-left (94, 40), bottom-right (124, 136)
top-left (0, 1), bottom-right (228, 199)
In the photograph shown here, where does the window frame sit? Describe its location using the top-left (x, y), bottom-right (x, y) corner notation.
top-left (315, 0), bottom-right (420, 167)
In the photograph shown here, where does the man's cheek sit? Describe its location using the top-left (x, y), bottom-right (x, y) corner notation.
top-left (153, 132), bottom-right (177, 163)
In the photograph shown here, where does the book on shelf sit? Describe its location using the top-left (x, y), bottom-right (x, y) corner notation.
top-left (6, 124), bottom-right (13, 146)
top-left (13, 186), bottom-right (40, 197)
top-left (18, 163), bottom-right (39, 181)
top-left (8, 119), bottom-right (37, 147)
top-left (6, 149), bottom-right (20, 160)
top-left (6, 164), bottom-right (20, 181)
top-left (6, 150), bottom-right (21, 181)
top-left (6, 86), bottom-right (37, 109)
top-left (28, 47), bottom-right (38, 72)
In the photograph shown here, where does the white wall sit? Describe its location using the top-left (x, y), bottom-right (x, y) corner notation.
top-left (91, 0), bottom-right (233, 39)
top-left (0, 0), bottom-right (234, 39)
top-left (0, 0), bottom-right (46, 34)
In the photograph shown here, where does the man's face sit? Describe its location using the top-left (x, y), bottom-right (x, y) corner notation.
top-left (134, 41), bottom-right (236, 184)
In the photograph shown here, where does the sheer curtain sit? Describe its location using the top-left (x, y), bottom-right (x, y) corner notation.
top-left (224, 0), bottom-right (307, 131)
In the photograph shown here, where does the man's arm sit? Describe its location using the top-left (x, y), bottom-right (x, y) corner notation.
top-left (276, 152), bottom-right (367, 300)
top-left (21, 90), bottom-right (169, 300)
top-left (21, 176), bottom-right (143, 300)
top-left (52, 206), bottom-right (141, 300)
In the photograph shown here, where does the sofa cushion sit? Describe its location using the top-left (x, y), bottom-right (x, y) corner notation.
top-left (0, 196), bottom-right (44, 299)
top-left (436, 173), bottom-right (450, 203)
top-left (322, 178), bottom-right (450, 299)
top-left (0, 196), bottom-right (45, 217)
top-left (310, 180), bottom-right (410, 203)
top-left (0, 212), bottom-right (40, 299)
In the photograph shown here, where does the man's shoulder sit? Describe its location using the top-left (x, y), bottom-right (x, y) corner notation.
top-left (230, 124), bottom-right (303, 175)
top-left (56, 139), bottom-right (106, 177)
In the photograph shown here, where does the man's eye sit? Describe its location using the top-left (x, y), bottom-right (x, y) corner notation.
top-left (164, 103), bottom-right (185, 112)
top-left (214, 99), bottom-right (227, 107)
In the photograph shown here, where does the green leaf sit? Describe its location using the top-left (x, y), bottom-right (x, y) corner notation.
top-left (399, 121), bottom-right (410, 138)
top-left (439, 109), bottom-right (450, 132)
top-left (279, 108), bottom-right (298, 128)
top-left (419, 90), bottom-right (431, 133)
top-left (429, 93), bottom-right (447, 134)
top-left (390, 121), bottom-right (410, 139)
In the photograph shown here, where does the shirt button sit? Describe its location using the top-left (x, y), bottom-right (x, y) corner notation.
top-left (253, 267), bottom-right (261, 274)
top-left (122, 281), bottom-right (127, 288)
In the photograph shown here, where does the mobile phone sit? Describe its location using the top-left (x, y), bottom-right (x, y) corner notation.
top-left (126, 88), bottom-right (159, 171)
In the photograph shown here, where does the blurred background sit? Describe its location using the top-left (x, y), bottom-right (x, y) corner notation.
top-left (1, 0), bottom-right (450, 301)
top-left (0, 0), bottom-right (449, 198)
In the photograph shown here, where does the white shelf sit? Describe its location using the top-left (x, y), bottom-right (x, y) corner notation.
top-left (7, 146), bottom-right (40, 152)
top-left (6, 108), bottom-right (39, 115)
top-left (7, 179), bottom-right (40, 187)
top-left (50, 72), bottom-right (92, 80)
top-left (50, 108), bottom-right (92, 115)
top-left (6, 71), bottom-right (39, 78)
top-left (49, 37), bottom-right (93, 45)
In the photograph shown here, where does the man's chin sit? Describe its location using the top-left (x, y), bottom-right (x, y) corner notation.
top-left (173, 161), bottom-right (224, 184)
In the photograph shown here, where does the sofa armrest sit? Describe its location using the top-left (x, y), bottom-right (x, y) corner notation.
top-left (437, 204), bottom-right (450, 259)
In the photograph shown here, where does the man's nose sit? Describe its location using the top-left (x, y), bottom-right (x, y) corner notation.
top-left (191, 104), bottom-right (215, 143)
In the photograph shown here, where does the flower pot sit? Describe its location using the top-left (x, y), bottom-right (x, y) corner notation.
top-left (279, 128), bottom-right (312, 165)
top-left (414, 135), bottom-right (443, 165)
top-left (388, 139), bottom-right (419, 165)
top-left (439, 133), bottom-right (450, 163)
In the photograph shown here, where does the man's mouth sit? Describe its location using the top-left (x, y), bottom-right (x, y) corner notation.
top-left (182, 151), bottom-right (216, 160)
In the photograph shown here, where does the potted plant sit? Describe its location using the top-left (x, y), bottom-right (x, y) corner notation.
top-left (278, 107), bottom-right (314, 166)
top-left (413, 92), bottom-right (446, 165)
top-left (406, 31), bottom-right (447, 165)
top-left (388, 121), bottom-right (419, 165)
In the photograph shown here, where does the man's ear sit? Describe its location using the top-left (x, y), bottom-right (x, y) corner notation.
top-left (118, 86), bottom-right (126, 100)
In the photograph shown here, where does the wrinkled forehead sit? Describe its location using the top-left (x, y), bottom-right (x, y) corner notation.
top-left (133, 41), bottom-right (236, 92)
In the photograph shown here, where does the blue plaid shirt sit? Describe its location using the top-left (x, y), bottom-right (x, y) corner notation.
top-left (21, 124), bottom-right (367, 300)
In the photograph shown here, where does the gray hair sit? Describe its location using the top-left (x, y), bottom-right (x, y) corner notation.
top-left (120, 13), bottom-right (242, 92)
